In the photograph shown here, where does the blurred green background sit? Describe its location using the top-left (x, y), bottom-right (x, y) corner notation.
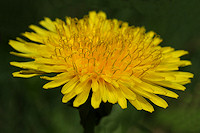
top-left (0, 0), bottom-right (200, 133)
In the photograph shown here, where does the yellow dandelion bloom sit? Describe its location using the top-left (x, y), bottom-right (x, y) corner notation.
top-left (9, 11), bottom-right (193, 112)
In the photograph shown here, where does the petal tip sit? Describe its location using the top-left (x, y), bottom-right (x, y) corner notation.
top-left (43, 84), bottom-right (50, 89)
top-left (10, 62), bottom-right (15, 66)
top-left (62, 97), bottom-right (67, 103)
top-left (73, 102), bottom-right (80, 107)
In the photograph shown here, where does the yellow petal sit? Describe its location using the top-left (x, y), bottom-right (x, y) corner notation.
top-left (12, 71), bottom-right (40, 78)
top-left (156, 64), bottom-right (179, 71)
top-left (133, 87), bottom-right (168, 108)
top-left (43, 75), bottom-right (73, 89)
top-left (168, 50), bottom-right (189, 58)
top-left (170, 71), bottom-right (194, 78)
top-left (115, 87), bottom-right (127, 109)
top-left (39, 17), bottom-right (56, 32)
top-left (152, 37), bottom-right (162, 46)
top-left (150, 95), bottom-right (168, 108)
top-left (129, 94), bottom-right (154, 113)
top-left (99, 79), bottom-right (107, 103)
top-left (79, 74), bottom-right (90, 83)
top-left (152, 81), bottom-right (186, 90)
top-left (129, 99), bottom-right (142, 111)
top-left (117, 78), bottom-right (135, 88)
top-left (9, 40), bottom-right (51, 57)
top-left (89, 11), bottom-right (97, 23)
top-left (97, 11), bottom-right (107, 19)
top-left (119, 84), bottom-right (136, 100)
top-left (131, 75), bottom-right (143, 83)
top-left (143, 72), bottom-right (165, 81)
top-left (111, 79), bottom-right (120, 88)
top-left (73, 81), bottom-right (91, 107)
top-left (118, 96), bottom-right (127, 109)
top-left (10, 61), bottom-right (38, 69)
top-left (74, 80), bottom-right (90, 94)
top-left (162, 57), bottom-right (180, 63)
top-left (62, 92), bottom-right (76, 103)
top-left (9, 40), bottom-right (31, 53)
top-left (161, 47), bottom-right (174, 53)
top-left (105, 83), bottom-right (117, 104)
top-left (10, 52), bottom-right (35, 58)
top-left (141, 81), bottom-right (178, 98)
top-left (38, 64), bottom-right (67, 73)
top-left (144, 71), bottom-right (193, 84)
top-left (35, 57), bottom-right (66, 65)
top-left (136, 82), bottom-right (155, 93)
top-left (22, 32), bottom-right (43, 43)
top-left (101, 75), bottom-right (112, 83)
top-left (10, 61), bottom-right (67, 73)
top-left (29, 25), bottom-right (49, 36)
top-left (178, 60), bottom-right (192, 67)
top-left (144, 71), bottom-right (175, 81)
top-left (176, 79), bottom-right (191, 85)
top-left (91, 89), bottom-right (101, 109)
top-left (91, 78), bottom-right (99, 92)
top-left (40, 71), bottom-right (74, 80)
top-left (61, 76), bottom-right (79, 94)
top-left (16, 37), bottom-right (26, 42)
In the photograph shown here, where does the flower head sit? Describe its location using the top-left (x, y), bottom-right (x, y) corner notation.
top-left (10, 11), bottom-right (193, 112)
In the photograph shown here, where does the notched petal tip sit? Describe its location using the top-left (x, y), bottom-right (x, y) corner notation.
top-left (62, 97), bottom-right (67, 103)
top-left (29, 24), bottom-right (35, 29)
top-left (10, 62), bottom-right (16, 66)
top-left (62, 93), bottom-right (76, 103)
top-left (12, 71), bottom-right (39, 78)
top-left (190, 73), bottom-right (194, 78)
top-left (8, 40), bottom-right (14, 45)
top-left (92, 104), bottom-right (100, 109)
top-left (145, 108), bottom-right (154, 113)
top-left (162, 104), bottom-right (168, 109)
top-left (42, 80), bottom-right (66, 89)
top-left (42, 78), bottom-right (69, 89)
top-left (168, 92), bottom-right (179, 99)
top-left (175, 95), bottom-right (179, 99)
top-left (43, 84), bottom-right (50, 89)
top-left (119, 103), bottom-right (127, 109)
top-left (73, 102), bottom-right (79, 107)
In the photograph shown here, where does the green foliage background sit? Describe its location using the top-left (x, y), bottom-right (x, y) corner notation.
top-left (0, 0), bottom-right (200, 133)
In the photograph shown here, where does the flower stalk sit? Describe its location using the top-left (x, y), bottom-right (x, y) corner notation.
top-left (78, 92), bottom-right (113, 133)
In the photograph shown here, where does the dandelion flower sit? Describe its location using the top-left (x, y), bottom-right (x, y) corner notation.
top-left (9, 11), bottom-right (193, 112)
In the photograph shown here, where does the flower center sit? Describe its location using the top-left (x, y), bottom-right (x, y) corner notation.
top-left (47, 15), bottom-right (162, 79)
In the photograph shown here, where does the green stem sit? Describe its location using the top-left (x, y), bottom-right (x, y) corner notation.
top-left (78, 92), bottom-right (113, 133)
